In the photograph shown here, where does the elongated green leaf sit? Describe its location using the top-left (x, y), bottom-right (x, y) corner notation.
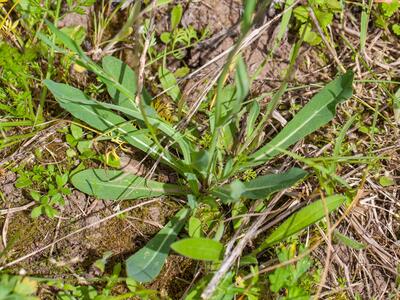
top-left (170, 4), bottom-right (183, 30)
top-left (248, 71), bottom-right (354, 167)
top-left (45, 20), bottom-right (90, 63)
top-left (245, 101), bottom-right (260, 139)
top-left (272, 0), bottom-right (294, 52)
top-left (126, 208), bottom-right (189, 282)
top-left (234, 55), bottom-right (249, 112)
top-left (171, 238), bottom-right (224, 261)
top-left (212, 168), bottom-right (307, 203)
top-left (333, 230), bottom-right (365, 250)
top-left (44, 80), bottom-right (182, 169)
top-left (158, 66), bottom-right (181, 103)
top-left (257, 195), bottom-right (347, 252)
top-left (242, 0), bottom-right (257, 32)
top-left (102, 55), bottom-right (137, 109)
top-left (71, 169), bottom-right (186, 200)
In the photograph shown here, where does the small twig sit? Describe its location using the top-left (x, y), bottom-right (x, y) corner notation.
top-left (134, 1), bottom-right (156, 106)
top-left (308, 7), bottom-right (346, 73)
top-left (201, 190), bottom-right (287, 299)
top-left (314, 193), bottom-right (334, 299)
top-left (0, 202), bottom-right (35, 216)
top-left (49, 211), bottom-right (63, 256)
top-left (2, 213), bottom-right (10, 249)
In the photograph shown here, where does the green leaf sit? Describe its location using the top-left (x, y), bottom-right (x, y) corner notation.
top-left (15, 176), bottom-right (32, 188)
top-left (45, 20), bottom-right (89, 63)
top-left (242, 0), bottom-right (257, 32)
top-left (102, 55), bottom-right (137, 109)
top-left (379, 175), bottom-right (395, 187)
top-left (171, 237), bottom-right (224, 261)
top-left (188, 216), bottom-right (202, 238)
top-left (256, 195), bottom-right (347, 252)
top-left (245, 102), bottom-right (260, 140)
top-left (70, 123), bottom-right (83, 140)
top-left (248, 71), bottom-right (353, 167)
top-left (234, 55), bottom-right (249, 111)
top-left (333, 230), bottom-right (365, 250)
top-left (393, 24), bottom-right (400, 36)
top-left (170, 4), bottom-right (183, 30)
top-left (126, 208), bottom-right (189, 282)
top-left (158, 66), bottom-right (181, 103)
top-left (30, 206), bottom-right (43, 218)
top-left (70, 169), bottom-right (186, 201)
top-left (212, 168), bottom-right (307, 203)
top-left (160, 32), bottom-right (171, 44)
top-left (58, 26), bottom-right (86, 46)
top-left (44, 80), bottom-right (180, 169)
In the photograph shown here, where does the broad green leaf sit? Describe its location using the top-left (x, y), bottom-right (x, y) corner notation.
top-left (44, 80), bottom-right (181, 169)
top-left (158, 66), bottom-right (181, 103)
top-left (256, 195), bottom-right (347, 252)
top-left (102, 55), bottom-right (137, 109)
top-left (126, 208), bottom-right (189, 282)
top-left (71, 169), bottom-right (186, 200)
top-left (170, 4), bottom-right (183, 30)
top-left (248, 71), bottom-right (353, 167)
top-left (333, 230), bottom-right (365, 250)
top-left (212, 168), bottom-right (307, 203)
top-left (171, 238), bottom-right (224, 261)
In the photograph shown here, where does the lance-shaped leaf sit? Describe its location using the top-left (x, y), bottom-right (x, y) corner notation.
top-left (212, 168), bottom-right (307, 203)
top-left (248, 71), bottom-right (353, 167)
top-left (256, 194), bottom-right (347, 253)
top-left (171, 238), bottom-right (224, 262)
top-left (44, 79), bottom-right (182, 169)
top-left (126, 207), bottom-right (189, 282)
top-left (102, 55), bottom-right (137, 109)
top-left (71, 169), bottom-right (186, 201)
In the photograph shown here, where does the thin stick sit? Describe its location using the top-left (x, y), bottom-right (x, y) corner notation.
top-left (201, 190), bottom-right (286, 299)
top-left (0, 198), bottom-right (160, 270)
top-left (0, 202), bottom-right (35, 215)
top-left (314, 193), bottom-right (334, 299)
top-left (308, 7), bottom-right (346, 73)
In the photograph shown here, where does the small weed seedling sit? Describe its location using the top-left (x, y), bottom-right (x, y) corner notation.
top-left (15, 164), bottom-right (71, 218)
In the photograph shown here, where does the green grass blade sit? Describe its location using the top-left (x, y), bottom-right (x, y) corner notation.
top-left (360, 0), bottom-right (372, 53)
top-left (272, 0), bottom-right (295, 52)
top-left (126, 207), bottom-right (189, 282)
top-left (256, 194), bottom-right (347, 252)
top-left (248, 71), bottom-right (354, 167)
top-left (71, 169), bottom-right (187, 201)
